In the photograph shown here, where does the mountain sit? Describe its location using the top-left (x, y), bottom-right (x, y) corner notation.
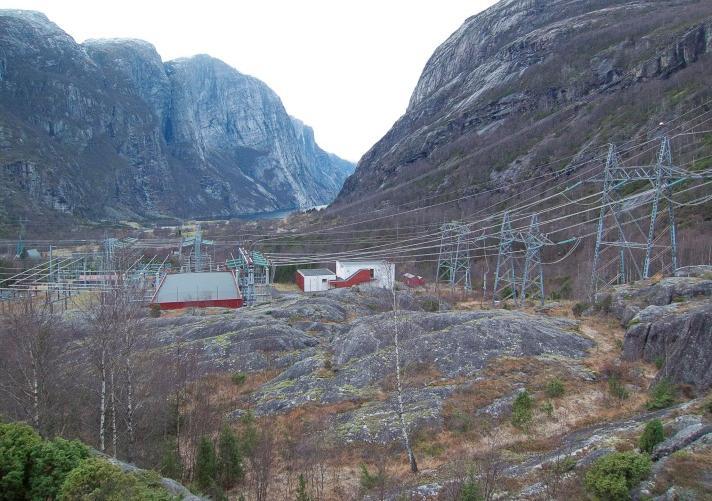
top-left (0, 10), bottom-right (354, 224)
top-left (335, 0), bottom-right (712, 211)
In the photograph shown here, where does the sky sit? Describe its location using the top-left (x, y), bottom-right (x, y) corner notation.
top-left (3, 0), bottom-right (497, 162)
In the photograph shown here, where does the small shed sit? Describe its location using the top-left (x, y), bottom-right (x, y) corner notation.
top-left (296, 268), bottom-right (337, 292)
top-left (151, 271), bottom-right (243, 310)
top-left (335, 260), bottom-right (395, 289)
top-left (403, 273), bottom-right (425, 288)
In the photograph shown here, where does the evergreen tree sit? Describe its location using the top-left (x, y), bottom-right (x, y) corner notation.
top-left (296, 473), bottom-right (311, 501)
top-left (194, 436), bottom-right (218, 492)
top-left (218, 425), bottom-right (243, 489)
top-left (160, 437), bottom-right (182, 481)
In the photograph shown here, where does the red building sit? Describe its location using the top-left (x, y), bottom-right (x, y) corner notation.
top-left (402, 273), bottom-right (425, 288)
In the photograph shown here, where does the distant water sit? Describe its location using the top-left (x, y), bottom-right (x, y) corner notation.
top-left (234, 205), bottom-right (327, 221)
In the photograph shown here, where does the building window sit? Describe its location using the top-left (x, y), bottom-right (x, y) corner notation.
top-left (369, 269), bottom-right (375, 278)
top-left (322, 278), bottom-right (327, 283)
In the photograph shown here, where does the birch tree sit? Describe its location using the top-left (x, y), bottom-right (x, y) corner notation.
top-left (0, 297), bottom-right (67, 437)
top-left (383, 263), bottom-right (418, 473)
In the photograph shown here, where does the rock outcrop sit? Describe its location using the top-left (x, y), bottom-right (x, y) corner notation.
top-left (599, 268), bottom-right (712, 392)
top-left (0, 10), bottom-right (354, 223)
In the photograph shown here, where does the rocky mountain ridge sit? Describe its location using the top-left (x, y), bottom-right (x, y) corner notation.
top-left (0, 10), bottom-right (354, 224)
top-left (336, 0), bottom-right (712, 211)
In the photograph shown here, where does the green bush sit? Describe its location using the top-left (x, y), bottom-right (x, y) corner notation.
top-left (584, 452), bottom-right (651, 501)
top-left (59, 457), bottom-right (175, 500)
top-left (159, 438), bottom-right (182, 481)
top-left (545, 378), bottom-right (565, 398)
top-left (0, 422), bottom-right (42, 499)
top-left (541, 401), bottom-right (554, 418)
top-left (646, 379), bottom-right (676, 410)
top-left (511, 390), bottom-right (534, 429)
top-left (217, 426), bottom-right (243, 489)
top-left (572, 302), bottom-right (589, 317)
top-left (654, 356), bottom-right (664, 370)
top-left (639, 419), bottom-right (664, 454)
top-left (458, 474), bottom-right (483, 500)
top-left (359, 464), bottom-right (386, 491)
top-left (231, 372), bottom-right (247, 386)
top-left (422, 300), bottom-right (439, 313)
top-left (608, 376), bottom-right (630, 400)
top-left (194, 436), bottom-right (218, 492)
top-left (296, 473), bottom-right (312, 501)
top-left (29, 437), bottom-right (89, 500)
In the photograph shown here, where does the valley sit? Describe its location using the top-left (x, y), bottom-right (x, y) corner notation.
top-left (1, 1), bottom-right (712, 500)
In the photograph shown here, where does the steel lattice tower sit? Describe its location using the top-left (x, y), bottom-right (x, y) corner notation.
top-left (520, 214), bottom-right (546, 306)
top-left (589, 137), bottom-right (710, 298)
top-left (492, 212), bottom-right (518, 304)
top-left (436, 222), bottom-right (472, 290)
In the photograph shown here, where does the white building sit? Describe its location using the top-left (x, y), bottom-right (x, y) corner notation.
top-left (335, 260), bottom-right (395, 289)
top-left (296, 268), bottom-right (337, 292)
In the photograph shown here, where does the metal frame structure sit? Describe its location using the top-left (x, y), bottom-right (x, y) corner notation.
top-left (519, 214), bottom-right (548, 306)
top-left (492, 212), bottom-right (518, 304)
top-left (226, 247), bottom-right (271, 306)
top-left (436, 222), bottom-right (473, 291)
top-left (589, 137), bottom-right (711, 297)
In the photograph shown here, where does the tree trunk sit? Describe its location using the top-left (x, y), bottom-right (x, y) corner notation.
top-left (111, 368), bottom-right (117, 457)
top-left (392, 288), bottom-right (418, 473)
top-left (99, 349), bottom-right (106, 453)
top-left (125, 354), bottom-right (135, 462)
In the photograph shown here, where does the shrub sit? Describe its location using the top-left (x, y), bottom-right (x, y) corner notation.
top-left (639, 419), bottom-right (664, 454)
top-left (572, 302), bottom-right (589, 317)
top-left (511, 390), bottom-right (534, 429)
top-left (359, 464), bottom-right (386, 491)
top-left (595, 295), bottom-right (613, 314)
top-left (545, 378), bottom-right (565, 398)
top-left (458, 474), bottom-right (483, 500)
top-left (194, 436), bottom-right (218, 492)
top-left (608, 376), bottom-right (630, 400)
top-left (159, 438), bottom-right (182, 481)
top-left (654, 356), bottom-right (664, 370)
top-left (422, 300), bottom-right (439, 312)
top-left (296, 473), bottom-right (312, 501)
top-left (584, 452), bottom-right (651, 500)
top-left (149, 304), bottom-right (162, 318)
top-left (541, 401), bottom-right (554, 418)
top-left (0, 422), bottom-right (42, 498)
top-left (323, 356), bottom-right (333, 371)
top-left (231, 372), bottom-right (247, 386)
top-left (646, 379), bottom-right (676, 410)
top-left (29, 437), bottom-right (89, 500)
top-left (217, 426), bottom-right (243, 489)
top-left (704, 396), bottom-right (712, 415)
top-left (59, 458), bottom-right (175, 500)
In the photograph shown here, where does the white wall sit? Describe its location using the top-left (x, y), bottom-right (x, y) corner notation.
top-left (302, 273), bottom-right (336, 292)
top-left (335, 260), bottom-right (395, 289)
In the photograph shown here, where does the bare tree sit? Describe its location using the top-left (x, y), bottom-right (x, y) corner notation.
top-left (384, 262), bottom-right (418, 474)
top-left (0, 297), bottom-right (68, 437)
top-left (250, 424), bottom-right (275, 501)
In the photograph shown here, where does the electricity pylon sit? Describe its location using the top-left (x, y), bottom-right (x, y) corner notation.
top-left (589, 137), bottom-right (711, 298)
top-left (436, 222), bottom-right (472, 290)
top-left (520, 214), bottom-right (547, 306)
top-left (492, 212), bottom-right (518, 304)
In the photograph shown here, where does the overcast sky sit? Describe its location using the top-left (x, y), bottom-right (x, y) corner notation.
top-left (4, 0), bottom-right (497, 161)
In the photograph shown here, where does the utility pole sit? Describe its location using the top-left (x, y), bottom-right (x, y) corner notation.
top-left (436, 222), bottom-right (472, 292)
top-left (520, 214), bottom-right (546, 306)
top-left (588, 137), bottom-right (708, 298)
top-left (492, 212), bottom-right (518, 304)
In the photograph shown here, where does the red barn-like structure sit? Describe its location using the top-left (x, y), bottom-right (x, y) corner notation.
top-left (403, 273), bottom-right (425, 288)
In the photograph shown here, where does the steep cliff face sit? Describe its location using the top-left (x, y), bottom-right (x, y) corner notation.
top-left (336, 0), bottom-right (712, 207)
top-left (0, 10), bottom-right (353, 223)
